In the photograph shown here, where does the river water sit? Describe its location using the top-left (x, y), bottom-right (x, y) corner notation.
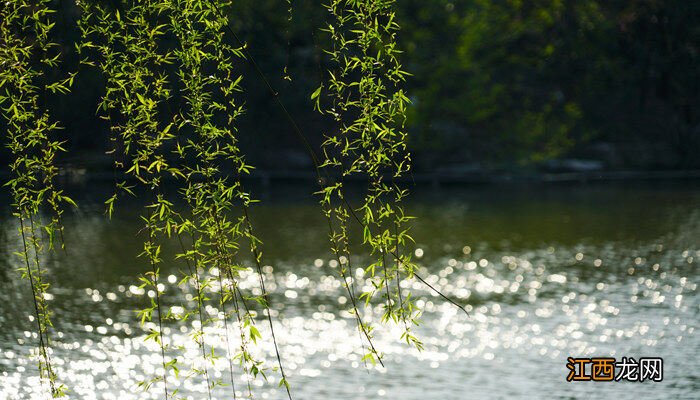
top-left (0, 182), bottom-right (698, 399)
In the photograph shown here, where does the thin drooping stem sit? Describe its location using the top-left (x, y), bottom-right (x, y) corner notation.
top-left (175, 233), bottom-right (213, 400)
top-left (19, 216), bottom-right (56, 396)
top-left (326, 215), bottom-right (384, 367)
top-left (413, 273), bottom-right (470, 317)
top-left (395, 223), bottom-right (410, 331)
top-left (381, 244), bottom-right (394, 319)
top-left (146, 214), bottom-right (169, 399)
top-left (202, 182), bottom-right (243, 397)
top-left (28, 215), bottom-right (51, 350)
top-left (241, 204), bottom-right (293, 399)
top-left (230, 279), bottom-right (254, 398)
top-left (214, 258), bottom-right (238, 397)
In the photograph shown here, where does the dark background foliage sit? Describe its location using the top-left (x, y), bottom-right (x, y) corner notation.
top-left (2, 0), bottom-right (698, 173)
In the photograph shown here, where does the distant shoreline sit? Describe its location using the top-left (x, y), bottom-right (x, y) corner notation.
top-left (2, 168), bottom-right (700, 187)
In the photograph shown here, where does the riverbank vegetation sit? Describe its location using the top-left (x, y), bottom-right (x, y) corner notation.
top-left (1, 1), bottom-right (698, 173)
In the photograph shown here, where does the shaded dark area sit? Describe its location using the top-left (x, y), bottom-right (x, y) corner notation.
top-left (1, 0), bottom-right (698, 175)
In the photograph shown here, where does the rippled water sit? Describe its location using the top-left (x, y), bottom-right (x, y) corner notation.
top-left (1, 182), bottom-right (698, 399)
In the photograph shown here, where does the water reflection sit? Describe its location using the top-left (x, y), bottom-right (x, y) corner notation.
top-left (0, 183), bottom-right (698, 399)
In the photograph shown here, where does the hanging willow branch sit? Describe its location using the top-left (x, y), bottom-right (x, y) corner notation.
top-left (314, 0), bottom-right (424, 362)
top-left (170, 1), bottom-right (293, 396)
top-left (0, 0), bottom-right (76, 397)
top-left (79, 0), bottom-right (293, 398)
top-left (77, 1), bottom-right (178, 395)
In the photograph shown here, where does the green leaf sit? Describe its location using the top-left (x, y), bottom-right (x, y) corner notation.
top-left (249, 325), bottom-right (261, 344)
top-left (311, 85), bottom-right (322, 100)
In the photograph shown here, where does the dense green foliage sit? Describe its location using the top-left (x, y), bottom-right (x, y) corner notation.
top-left (2, 0), bottom-right (696, 171)
top-left (399, 0), bottom-right (700, 168)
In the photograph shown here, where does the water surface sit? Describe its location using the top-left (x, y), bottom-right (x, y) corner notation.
top-left (0, 182), bottom-right (698, 399)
